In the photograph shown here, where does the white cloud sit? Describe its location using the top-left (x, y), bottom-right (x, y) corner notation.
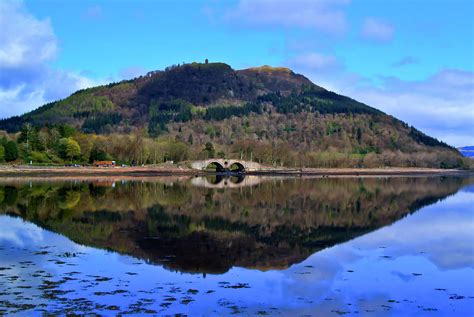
top-left (286, 52), bottom-right (340, 71)
top-left (0, 1), bottom-right (57, 68)
top-left (0, 216), bottom-right (44, 247)
top-left (361, 17), bottom-right (394, 42)
top-left (223, 0), bottom-right (351, 34)
top-left (0, 69), bottom-right (103, 119)
top-left (284, 51), bottom-right (367, 91)
top-left (0, 85), bottom-right (44, 119)
top-left (0, 0), bottom-right (101, 119)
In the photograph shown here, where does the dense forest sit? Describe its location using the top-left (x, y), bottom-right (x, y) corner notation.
top-left (0, 62), bottom-right (470, 169)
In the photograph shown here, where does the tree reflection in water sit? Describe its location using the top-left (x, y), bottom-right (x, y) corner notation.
top-left (0, 176), bottom-right (471, 273)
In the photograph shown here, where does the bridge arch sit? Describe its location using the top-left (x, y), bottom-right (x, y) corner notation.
top-left (229, 162), bottom-right (245, 172)
top-left (205, 161), bottom-right (225, 172)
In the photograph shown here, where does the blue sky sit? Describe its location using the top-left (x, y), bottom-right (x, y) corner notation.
top-left (0, 0), bottom-right (473, 146)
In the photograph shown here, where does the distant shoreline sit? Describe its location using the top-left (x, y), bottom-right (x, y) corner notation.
top-left (0, 165), bottom-right (471, 178)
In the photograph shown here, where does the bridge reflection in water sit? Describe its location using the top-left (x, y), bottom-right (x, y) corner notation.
top-left (191, 175), bottom-right (267, 188)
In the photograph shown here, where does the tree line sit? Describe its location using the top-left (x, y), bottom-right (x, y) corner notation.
top-left (0, 118), bottom-right (471, 170)
top-left (0, 123), bottom-right (217, 165)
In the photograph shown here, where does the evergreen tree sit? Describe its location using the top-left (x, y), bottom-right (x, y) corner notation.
top-left (0, 145), bottom-right (5, 162)
top-left (203, 142), bottom-right (215, 158)
top-left (356, 127), bottom-right (362, 143)
top-left (89, 146), bottom-right (108, 163)
top-left (4, 141), bottom-right (18, 162)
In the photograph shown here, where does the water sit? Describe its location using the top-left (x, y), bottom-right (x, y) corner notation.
top-left (0, 175), bottom-right (473, 316)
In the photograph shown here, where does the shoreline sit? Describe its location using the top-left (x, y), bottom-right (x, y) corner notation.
top-left (0, 165), bottom-right (471, 178)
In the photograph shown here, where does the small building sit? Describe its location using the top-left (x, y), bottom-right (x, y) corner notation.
top-left (93, 161), bottom-right (116, 167)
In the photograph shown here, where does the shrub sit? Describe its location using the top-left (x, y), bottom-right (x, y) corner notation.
top-left (29, 151), bottom-right (51, 163)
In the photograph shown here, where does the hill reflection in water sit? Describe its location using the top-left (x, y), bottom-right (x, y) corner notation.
top-left (0, 175), bottom-right (471, 274)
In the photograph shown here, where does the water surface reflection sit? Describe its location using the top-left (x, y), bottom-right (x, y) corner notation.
top-left (0, 176), bottom-right (473, 315)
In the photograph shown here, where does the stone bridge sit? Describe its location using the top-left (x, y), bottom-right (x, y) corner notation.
top-left (190, 159), bottom-right (262, 172)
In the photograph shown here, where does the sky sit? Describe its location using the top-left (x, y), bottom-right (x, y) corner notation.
top-left (0, 0), bottom-right (473, 146)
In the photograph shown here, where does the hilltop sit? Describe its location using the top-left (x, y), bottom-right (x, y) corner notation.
top-left (0, 62), bottom-right (469, 169)
top-left (0, 62), bottom-right (323, 133)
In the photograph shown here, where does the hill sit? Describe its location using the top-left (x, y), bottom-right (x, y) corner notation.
top-left (0, 62), bottom-right (469, 169)
top-left (0, 62), bottom-right (328, 133)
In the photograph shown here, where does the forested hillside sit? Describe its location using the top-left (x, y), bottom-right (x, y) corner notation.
top-left (0, 62), bottom-right (469, 168)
